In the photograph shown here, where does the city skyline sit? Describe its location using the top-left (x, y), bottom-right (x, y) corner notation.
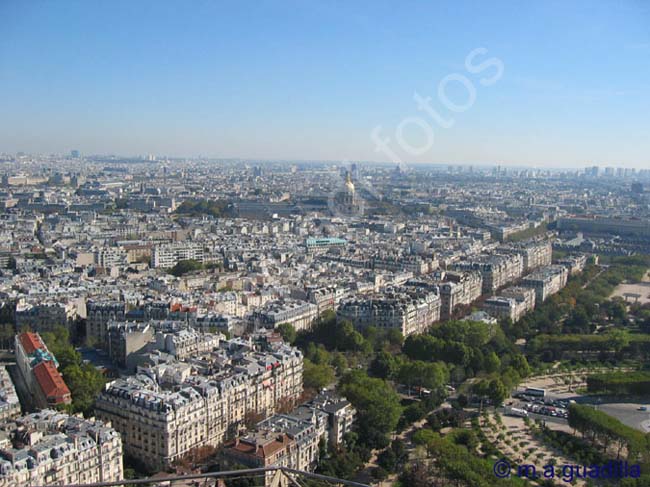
top-left (1, 0), bottom-right (649, 168)
top-left (3, 152), bottom-right (648, 173)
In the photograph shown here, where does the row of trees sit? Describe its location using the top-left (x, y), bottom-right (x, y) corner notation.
top-left (528, 331), bottom-right (650, 362)
top-left (586, 371), bottom-right (650, 395)
top-left (568, 404), bottom-right (650, 464)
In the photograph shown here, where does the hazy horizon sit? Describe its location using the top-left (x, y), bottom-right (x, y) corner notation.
top-left (1, 0), bottom-right (649, 169)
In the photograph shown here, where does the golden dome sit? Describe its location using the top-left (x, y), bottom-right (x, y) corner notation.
top-left (345, 172), bottom-right (355, 193)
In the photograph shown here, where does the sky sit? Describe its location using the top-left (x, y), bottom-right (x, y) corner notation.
top-left (1, 0), bottom-right (649, 169)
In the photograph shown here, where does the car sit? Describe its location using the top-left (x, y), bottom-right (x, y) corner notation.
top-left (638, 406), bottom-right (647, 411)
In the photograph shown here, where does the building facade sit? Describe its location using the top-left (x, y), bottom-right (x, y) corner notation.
top-left (521, 265), bottom-right (569, 303)
top-left (483, 286), bottom-right (536, 322)
top-left (86, 300), bottom-right (126, 348)
top-left (337, 288), bottom-right (441, 337)
top-left (151, 242), bottom-right (205, 269)
top-left (95, 339), bottom-right (303, 471)
top-left (0, 410), bottom-right (123, 486)
top-left (452, 254), bottom-right (524, 294)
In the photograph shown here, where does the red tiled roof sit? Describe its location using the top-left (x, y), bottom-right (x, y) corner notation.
top-left (33, 361), bottom-right (71, 404)
top-left (18, 332), bottom-right (45, 355)
top-left (227, 434), bottom-right (290, 459)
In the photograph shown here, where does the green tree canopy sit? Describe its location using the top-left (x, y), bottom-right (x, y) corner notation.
top-left (339, 370), bottom-right (402, 448)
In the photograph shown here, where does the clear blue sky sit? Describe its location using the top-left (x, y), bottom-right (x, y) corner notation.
top-left (1, 0), bottom-right (649, 168)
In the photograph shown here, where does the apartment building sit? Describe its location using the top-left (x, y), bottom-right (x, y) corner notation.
top-left (15, 332), bottom-right (71, 409)
top-left (557, 216), bottom-right (650, 239)
top-left (304, 237), bottom-right (347, 252)
top-left (94, 246), bottom-right (128, 268)
top-left (95, 339), bottom-right (303, 471)
top-left (154, 328), bottom-right (221, 360)
top-left (557, 254), bottom-right (588, 276)
top-left (307, 286), bottom-right (341, 314)
top-left (452, 253), bottom-right (524, 294)
top-left (483, 286), bottom-right (536, 323)
top-left (151, 242), bottom-right (205, 268)
top-left (223, 423), bottom-right (318, 485)
top-left (0, 367), bottom-right (20, 422)
top-left (298, 391), bottom-right (356, 447)
top-left (208, 292), bottom-right (243, 317)
top-left (436, 271), bottom-right (483, 320)
top-left (222, 392), bottom-right (355, 487)
top-left (106, 322), bottom-right (155, 370)
top-left (250, 300), bottom-right (319, 332)
top-left (86, 300), bottom-right (126, 348)
top-left (521, 265), bottom-right (569, 303)
top-left (193, 313), bottom-right (236, 335)
top-left (502, 240), bottom-right (552, 272)
top-left (372, 254), bottom-right (435, 275)
top-left (15, 301), bottom-right (78, 334)
top-left (337, 287), bottom-right (441, 337)
top-left (0, 410), bottom-right (123, 486)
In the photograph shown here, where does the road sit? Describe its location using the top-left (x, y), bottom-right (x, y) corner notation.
top-left (596, 403), bottom-right (650, 432)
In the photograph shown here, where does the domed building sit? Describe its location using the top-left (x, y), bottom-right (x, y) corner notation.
top-left (331, 171), bottom-right (363, 216)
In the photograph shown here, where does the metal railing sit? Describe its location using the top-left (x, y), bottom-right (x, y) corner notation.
top-left (31, 466), bottom-right (371, 487)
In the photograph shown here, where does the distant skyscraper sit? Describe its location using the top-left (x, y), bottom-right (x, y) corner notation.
top-left (70, 150), bottom-right (80, 158)
top-left (350, 163), bottom-right (359, 180)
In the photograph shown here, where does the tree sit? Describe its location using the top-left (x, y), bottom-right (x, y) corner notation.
top-left (412, 429), bottom-right (438, 450)
top-left (317, 444), bottom-right (364, 480)
top-left (607, 329), bottom-right (630, 352)
top-left (168, 259), bottom-right (203, 277)
top-left (641, 316), bottom-right (650, 334)
top-left (305, 343), bottom-right (331, 365)
top-left (339, 371), bottom-right (402, 448)
top-left (484, 351), bottom-right (501, 373)
top-left (472, 379), bottom-right (491, 399)
top-left (298, 312), bottom-right (369, 353)
top-left (397, 361), bottom-right (448, 391)
top-left (277, 323), bottom-right (296, 344)
top-left (386, 329), bottom-right (404, 348)
top-left (510, 354), bottom-right (531, 378)
top-left (224, 463), bottom-right (258, 487)
top-left (403, 402), bottom-right (427, 422)
top-left (303, 359), bottom-right (335, 390)
top-left (377, 439), bottom-right (408, 473)
top-left (564, 306), bottom-right (592, 334)
top-left (42, 327), bottom-right (106, 416)
top-left (488, 378), bottom-right (508, 405)
top-left (403, 334), bottom-right (440, 361)
top-left (457, 394), bottom-right (468, 408)
top-left (330, 352), bottom-right (348, 375)
top-left (369, 351), bottom-right (399, 379)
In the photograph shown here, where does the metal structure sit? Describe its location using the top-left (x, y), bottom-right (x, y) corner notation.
top-left (30, 467), bottom-right (371, 487)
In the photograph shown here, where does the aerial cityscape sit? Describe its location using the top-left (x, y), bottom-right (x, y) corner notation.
top-left (1, 1), bottom-right (649, 487)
